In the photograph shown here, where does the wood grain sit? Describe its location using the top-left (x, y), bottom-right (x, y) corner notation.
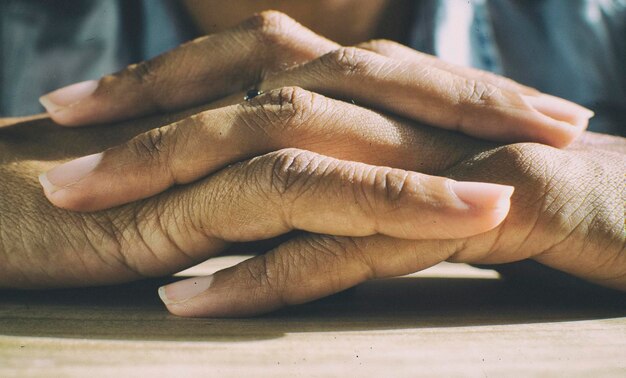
top-left (1, 258), bottom-right (625, 377)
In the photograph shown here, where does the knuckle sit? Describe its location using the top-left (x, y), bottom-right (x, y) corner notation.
top-left (457, 79), bottom-right (499, 107)
top-left (238, 252), bottom-right (292, 307)
top-left (265, 148), bottom-right (323, 196)
top-left (239, 250), bottom-right (300, 307)
top-left (131, 127), bottom-right (166, 158)
top-left (305, 235), bottom-right (377, 282)
top-left (128, 126), bottom-right (172, 163)
top-left (278, 86), bottom-right (317, 121)
top-left (356, 166), bottom-right (414, 213)
top-left (125, 60), bottom-right (159, 87)
top-left (111, 198), bottom-right (190, 277)
top-left (82, 208), bottom-right (149, 277)
top-left (241, 86), bottom-right (318, 132)
top-left (119, 59), bottom-right (167, 111)
top-left (379, 168), bottom-right (414, 204)
top-left (323, 47), bottom-right (371, 76)
top-left (310, 235), bottom-right (357, 262)
top-left (241, 254), bottom-right (275, 289)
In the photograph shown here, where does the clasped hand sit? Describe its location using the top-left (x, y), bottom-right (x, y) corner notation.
top-left (1, 12), bottom-right (622, 317)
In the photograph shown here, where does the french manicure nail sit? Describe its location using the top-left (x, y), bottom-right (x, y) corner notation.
top-left (39, 80), bottom-right (99, 113)
top-left (39, 153), bottom-right (103, 194)
top-left (451, 181), bottom-right (514, 210)
top-left (522, 94), bottom-right (594, 125)
top-left (159, 275), bottom-right (214, 305)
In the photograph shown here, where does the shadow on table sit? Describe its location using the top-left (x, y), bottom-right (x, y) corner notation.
top-left (1, 272), bottom-right (624, 342)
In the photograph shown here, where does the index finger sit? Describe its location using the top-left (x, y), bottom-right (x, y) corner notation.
top-left (158, 233), bottom-right (462, 317)
top-left (39, 11), bottom-right (338, 126)
top-left (261, 47), bottom-right (593, 147)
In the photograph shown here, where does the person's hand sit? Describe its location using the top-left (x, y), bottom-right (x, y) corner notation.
top-left (0, 110), bottom-right (513, 290)
top-left (2, 98), bottom-right (624, 316)
top-left (156, 130), bottom-right (626, 317)
top-left (38, 11), bottom-right (593, 147)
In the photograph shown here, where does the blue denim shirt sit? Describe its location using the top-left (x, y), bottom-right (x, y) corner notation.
top-left (409, 0), bottom-right (626, 135)
top-left (0, 0), bottom-right (195, 117)
top-left (1, 0), bottom-right (624, 135)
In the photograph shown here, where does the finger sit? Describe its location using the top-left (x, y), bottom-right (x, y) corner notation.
top-left (261, 46), bottom-right (593, 147)
top-left (357, 39), bottom-right (540, 95)
top-left (96, 147), bottom-right (511, 282)
top-left (44, 147), bottom-right (514, 242)
top-left (358, 40), bottom-right (593, 130)
top-left (40, 87), bottom-right (483, 211)
top-left (39, 11), bottom-right (339, 126)
top-left (157, 233), bottom-right (463, 317)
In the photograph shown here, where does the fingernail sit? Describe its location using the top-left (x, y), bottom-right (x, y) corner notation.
top-left (451, 181), bottom-right (514, 210)
top-left (522, 94), bottom-right (594, 125)
top-left (39, 152), bottom-right (103, 194)
top-left (39, 80), bottom-right (99, 113)
top-left (158, 275), bottom-right (214, 305)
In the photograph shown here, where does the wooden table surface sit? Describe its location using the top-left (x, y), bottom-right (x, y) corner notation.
top-left (1, 256), bottom-right (625, 377)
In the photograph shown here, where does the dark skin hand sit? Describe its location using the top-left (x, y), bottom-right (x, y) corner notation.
top-left (0, 102), bottom-right (624, 317)
top-left (3, 12), bottom-right (621, 317)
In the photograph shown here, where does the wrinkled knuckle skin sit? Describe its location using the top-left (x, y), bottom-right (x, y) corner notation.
top-left (458, 79), bottom-right (499, 108)
top-left (243, 247), bottom-right (328, 308)
top-left (235, 253), bottom-right (289, 307)
top-left (242, 86), bottom-right (317, 132)
top-left (497, 144), bottom-right (626, 276)
top-left (323, 47), bottom-right (371, 76)
top-left (304, 235), bottom-right (376, 284)
top-left (87, 199), bottom-right (190, 279)
top-left (266, 148), bottom-right (322, 197)
top-left (240, 254), bottom-right (274, 289)
top-left (379, 168), bottom-right (414, 205)
top-left (125, 60), bottom-right (159, 87)
top-left (127, 126), bottom-right (171, 162)
top-left (449, 141), bottom-right (623, 258)
top-left (80, 209), bottom-right (149, 279)
top-left (112, 59), bottom-right (169, 112)
top-left (355, 167), bottom-right (418, 220)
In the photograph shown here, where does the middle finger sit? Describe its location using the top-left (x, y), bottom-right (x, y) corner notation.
top-left (40, 87), bottom-right (481, 211)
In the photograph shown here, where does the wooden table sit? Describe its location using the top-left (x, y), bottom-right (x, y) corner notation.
top-left (1, 257), bottom-right (625, 377)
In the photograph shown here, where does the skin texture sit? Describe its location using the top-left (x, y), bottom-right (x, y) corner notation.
top-left (0, 107), bottom-right (624, 316)
top-left (39, 13), bottom-right (591, 145)
top-left (8, 12), bottom-right (622, 317)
